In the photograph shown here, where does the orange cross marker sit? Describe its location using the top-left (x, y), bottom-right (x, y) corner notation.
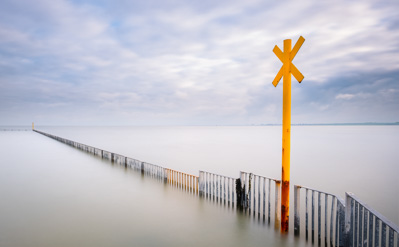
top-left (272, 36), bottom-right (305, 233)
top-left (272, 36), bottom-right (305, 87)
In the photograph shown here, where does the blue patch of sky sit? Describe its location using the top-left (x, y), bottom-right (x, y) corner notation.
top-left (293, 70), bottom-right (399, 107)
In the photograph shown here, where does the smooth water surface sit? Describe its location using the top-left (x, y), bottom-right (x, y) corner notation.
top-left (0, 126), bottom-right (398, 246)
top-left (0, 130), bottom-right (304, 247)
top-left (40, 126), bottom-right (398, 224)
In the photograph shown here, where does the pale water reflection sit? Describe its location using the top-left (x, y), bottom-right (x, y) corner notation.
top-left (40, 126), bottom-right (398, 225)
top-left (0, 126), bottom-right (397, 246)
top-left (0, 131), bottom-right (300, 246)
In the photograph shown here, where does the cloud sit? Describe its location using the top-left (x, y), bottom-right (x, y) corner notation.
top-left (336, 94), bottom-right (355, 100)
top-left (0, 0), bottom-right (398, 125)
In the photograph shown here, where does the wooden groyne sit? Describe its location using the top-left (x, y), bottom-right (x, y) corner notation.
top-left (33, 129), bottom-right (199, 194)
top-left (33, 129), bottom-right (398, 247)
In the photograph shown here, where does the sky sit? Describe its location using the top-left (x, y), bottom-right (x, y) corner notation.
top-left (0, 0), bottom-right (398, 126)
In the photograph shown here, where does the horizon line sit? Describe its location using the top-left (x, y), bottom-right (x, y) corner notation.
top-left (1, 122), bottom-right (399, 127)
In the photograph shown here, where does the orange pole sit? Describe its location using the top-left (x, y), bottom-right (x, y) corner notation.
top-left (273, 36), bottom-right (305, 233)
top-left (281, 38), bottom-right (292, 232)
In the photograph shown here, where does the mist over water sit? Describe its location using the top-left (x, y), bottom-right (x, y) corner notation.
top-left (0, 126), bottom-right (398, 246)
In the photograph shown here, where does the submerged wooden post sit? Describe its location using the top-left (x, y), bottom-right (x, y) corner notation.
top-left (275, 180), bottom-right (281, 229)
top-left (294, 185), bottom-right (301, 235)
top-left (272, 36), bottom-right (305, 232)
top-left (199, 171), bottom-right (204, 197)
top-left (345, 193), bottom-right (354, 247)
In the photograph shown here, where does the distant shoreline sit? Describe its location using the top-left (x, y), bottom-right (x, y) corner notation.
top-left (260, 122), bottom-right (399, 126)
top-left (1, 122), bottom-right (399, 128)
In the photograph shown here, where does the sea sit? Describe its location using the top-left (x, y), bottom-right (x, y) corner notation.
top-left (0, 125), bottom-right (398, 246)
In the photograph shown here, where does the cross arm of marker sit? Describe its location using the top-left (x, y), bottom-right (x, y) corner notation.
top-left (272, 36), bottom-right (305, 87)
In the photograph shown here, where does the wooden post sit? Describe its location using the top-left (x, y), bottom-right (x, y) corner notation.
top-left (294, 185), bottom-right (301, 235)
top-left (275, 180), bottom-right (281, 229)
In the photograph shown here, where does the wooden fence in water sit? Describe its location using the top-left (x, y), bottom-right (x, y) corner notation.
top-left (33, 129), bottom-right (398, 247)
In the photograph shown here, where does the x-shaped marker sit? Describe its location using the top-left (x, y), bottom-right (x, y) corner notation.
top-left (272, 36), bottom-right (305, 87)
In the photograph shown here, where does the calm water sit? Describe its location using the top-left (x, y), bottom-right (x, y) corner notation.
top-left (0, 126), bottom-right (398, 246)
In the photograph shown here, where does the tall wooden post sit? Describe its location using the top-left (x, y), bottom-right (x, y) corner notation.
top-left (272, 36), bottom-right (305, 232)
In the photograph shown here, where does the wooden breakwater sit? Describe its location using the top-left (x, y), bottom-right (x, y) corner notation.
top-left (33, 129), bottom-right (282, 221)
top-left (33, 129), bottom-right (398, 247)
top-left (33, 129), bottom-right (199, 193)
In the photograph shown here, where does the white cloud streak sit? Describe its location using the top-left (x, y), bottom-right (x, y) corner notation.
top-left (0, 0), bottom-right (398, 125)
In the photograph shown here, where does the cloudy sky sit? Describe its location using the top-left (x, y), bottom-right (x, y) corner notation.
top-left (1, 0), bottom-right (398, 125)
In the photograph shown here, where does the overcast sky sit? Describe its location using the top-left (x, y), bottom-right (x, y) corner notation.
top-left (1, 0), bottom-right (398, 126)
